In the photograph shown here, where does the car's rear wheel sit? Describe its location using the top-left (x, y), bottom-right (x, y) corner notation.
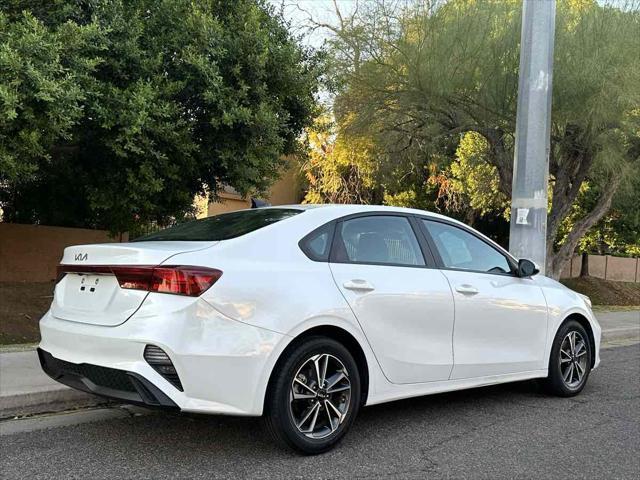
top-left (543, 320), bottom-right (592, 396)
top-left (264, 336), bottom-right (361, 454)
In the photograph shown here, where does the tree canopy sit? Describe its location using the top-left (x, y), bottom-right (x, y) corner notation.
top-left (0, 0), bottom-right (321, 232)
top-left (304, 0), bottom-right (639, 278)
top-left (301, 113), bottom-right (380, 205)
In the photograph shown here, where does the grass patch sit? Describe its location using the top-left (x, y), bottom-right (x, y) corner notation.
top-left (0, 282), bottom-right (53, 345)
top-left (561, 277), bottom-right (640, 306)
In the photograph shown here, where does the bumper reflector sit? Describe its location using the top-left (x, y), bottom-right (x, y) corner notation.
top-left (144, 345), bottom-right (183, 392)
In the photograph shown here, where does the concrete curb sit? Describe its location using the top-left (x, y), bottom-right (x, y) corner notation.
top-left (0, 347), bottom-right (112, 420)
top-left (0, 405), bottom-right (151, 436)
top-left (0, 343), bottom-right (39, 354)
top-left (0, 389), bottom-right (110, 420)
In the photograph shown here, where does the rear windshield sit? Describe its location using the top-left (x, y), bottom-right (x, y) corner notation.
top-left (134, 208), bottom-right (302, 242)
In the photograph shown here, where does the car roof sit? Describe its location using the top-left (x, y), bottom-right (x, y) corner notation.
top-left (273, 203), bottom-right (459, 223)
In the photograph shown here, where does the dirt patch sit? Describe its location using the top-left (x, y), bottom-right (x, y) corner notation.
top-left (561, 277), bottom-right (640, 306)
top-left (0, 282), bottom-right (54, 344)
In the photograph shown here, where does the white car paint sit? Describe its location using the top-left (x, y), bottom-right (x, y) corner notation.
top-left (330, 262), bottom-right (455, 383)
top-left (39, 204), bottom-right (601, 416)
top-left (443, 269), bottom-right (549, 379)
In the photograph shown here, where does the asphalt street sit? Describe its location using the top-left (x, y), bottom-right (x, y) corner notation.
top-left (1, 344), bottom-right (638, 480)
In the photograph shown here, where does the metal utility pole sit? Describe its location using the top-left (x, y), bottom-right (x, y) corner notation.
top-left (509, 0), bottom-right (556, 274)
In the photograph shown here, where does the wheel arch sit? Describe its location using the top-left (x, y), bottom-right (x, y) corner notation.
top-left (558, 313), bottom-right (597, 368)
top-left (263, 325), bottom-right (370, 412)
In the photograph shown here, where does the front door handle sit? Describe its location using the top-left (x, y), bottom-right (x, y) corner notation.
top-left (343, 279), bottom-right (375, 292)
top-left (455, 284), bottom-right (479, 295)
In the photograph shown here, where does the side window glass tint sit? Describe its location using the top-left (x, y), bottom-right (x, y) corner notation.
top-left (300, 223), bottom-right (334, 261)
top-left (423, 220), bottom-right (511, 274)
top-left (309, 232), bottom-right (329, 257)
top-left (437, 230), bottom-right (472, 264)
top-left (337, 216), bottom-right (425, 266)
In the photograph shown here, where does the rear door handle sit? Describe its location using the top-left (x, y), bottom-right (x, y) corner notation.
top-left (343, 279), bottom-right (375, 292)
top-left (455, 284), bottom-right (479, 295)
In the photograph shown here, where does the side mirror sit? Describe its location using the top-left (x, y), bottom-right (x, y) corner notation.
top-left (517, 258), bottom-right (539, 277)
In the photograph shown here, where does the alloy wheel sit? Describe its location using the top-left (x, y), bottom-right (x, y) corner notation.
top-left (559, 330), bottom-right (588, 389)
top-left (289, 353), bottom-right (352, 439)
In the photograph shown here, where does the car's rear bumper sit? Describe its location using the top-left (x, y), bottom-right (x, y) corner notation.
top-left (38, 295), bottom-right (287, 416)
top-left (38, 348), bottom-right (179, 409)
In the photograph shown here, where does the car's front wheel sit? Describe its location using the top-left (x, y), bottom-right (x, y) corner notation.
top-left (264, 336), bottom-right (361, 454)
top-left (543, 320), bottom-right (592, 396)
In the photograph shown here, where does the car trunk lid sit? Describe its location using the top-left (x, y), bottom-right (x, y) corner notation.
top-left (51, 241), bottom-right (216, 326)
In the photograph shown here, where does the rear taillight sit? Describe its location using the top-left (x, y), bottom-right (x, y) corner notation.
top-left (112, 266), bottom-right (155, 291)
top-left (56, 265), bottom-right (222, 297)
top-left (150, 267), bottom-right (222, 296)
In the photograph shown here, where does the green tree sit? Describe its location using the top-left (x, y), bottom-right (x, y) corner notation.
top-left (0, 0), bottom-right (321, 232)
top-left (301, 113), bottom-right (380, 204)
top-left (433, 132), bottom-right (508, 223)
top-left (317, 0), bottom-right (639, 278)
top-left (562, 178), bottom-right (640, 258)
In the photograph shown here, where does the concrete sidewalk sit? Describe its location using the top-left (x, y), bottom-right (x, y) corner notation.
top-left (1, 310), bottom-right (638, 419)
top-left (0, 350), bottom-right (109, 418)
top-left (593, 309), bottom-right (640, 343)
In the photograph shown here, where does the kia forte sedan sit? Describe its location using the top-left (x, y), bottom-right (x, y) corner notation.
top-left (39, 205), bottom-right (600, 454)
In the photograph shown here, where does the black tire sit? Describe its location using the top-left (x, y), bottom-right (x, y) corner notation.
top-left (264, 336), bottom-right (361, 455)
top-left (542, 320), bottom-right (592, 397)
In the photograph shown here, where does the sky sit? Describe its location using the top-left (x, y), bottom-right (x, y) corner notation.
top-left (268, 0), bottom-right (358, 48)
top-left (269, 0), bottom-right (634, 50)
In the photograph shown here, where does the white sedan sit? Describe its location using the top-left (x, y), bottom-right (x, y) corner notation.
top-left (39, 205), bottom-right (600, 454)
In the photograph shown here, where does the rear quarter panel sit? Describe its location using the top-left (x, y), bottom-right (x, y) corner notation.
top-left (162, 208), bottom-right (386, 409)
top-left (165, 208), bottom-right (355, 335)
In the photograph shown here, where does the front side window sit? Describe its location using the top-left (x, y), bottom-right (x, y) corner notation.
top-left (335, 216), bottom-right (425, 266)
top-left (422, 220), bottom-right (512, 274)
top-left (135, 208), bottom-right (302, 242)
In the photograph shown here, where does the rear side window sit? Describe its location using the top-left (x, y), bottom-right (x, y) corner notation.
top-left (299, 223), bottom-right (335, 261)
top-left (135, 209), bottom-right (302, 242)
top-left (334, 216), bottom-right (425, 266)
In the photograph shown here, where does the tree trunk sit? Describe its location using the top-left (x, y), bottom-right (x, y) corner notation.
top-left (465, 208), bottom-right (476, 227)
top-left (546, 151), bottom-right (593, 252)
top-left (580, 252), bottom-right (589, 277)
top-left (546, 175), bottom-right (621, 279)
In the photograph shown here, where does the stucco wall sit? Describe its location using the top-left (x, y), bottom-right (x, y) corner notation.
top-left (207, 161), bottom-right (302, 217)
top-left (0, 223), bottom-right (126, 282)
top-left (207, 193), bottom-right (252, 216)
top-left (560, 255), bottom-right (639, 282)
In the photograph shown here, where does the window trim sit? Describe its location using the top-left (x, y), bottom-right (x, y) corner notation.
top-left (417, 216), bottom-right (518, 277)
top-left (298, 211), bottom-right (518, 275)
top-left (327, 212), bottom-right (437, 269)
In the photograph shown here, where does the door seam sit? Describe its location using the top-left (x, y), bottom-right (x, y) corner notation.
top-left (438, 270), bottom-right (457, 380)
top-left (327, 263), bottom-right (395, 384)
